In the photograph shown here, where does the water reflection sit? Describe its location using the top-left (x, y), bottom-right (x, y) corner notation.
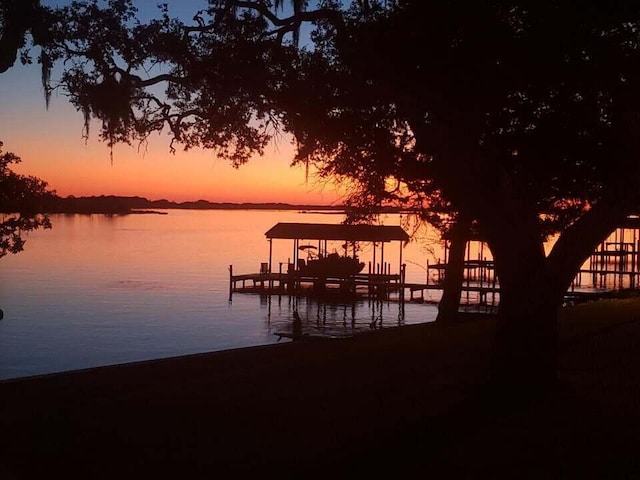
top-left (263, 294), bottom-right (408, 340)
top-left (0, 210), bottom-right (438, 380)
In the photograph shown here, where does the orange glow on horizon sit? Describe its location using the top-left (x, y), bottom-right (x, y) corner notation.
top-left (11, 139), bottom-right (342, 204)
top-left (0, 67), bottom-right (341, 205)
top-left (10, 137), bottom-right (343, 204)
top-left (1, 62), bottom-right (343, 205)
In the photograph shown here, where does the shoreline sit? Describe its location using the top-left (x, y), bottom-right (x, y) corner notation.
top-left (0, 311), bottom-right (490, 384)
top-left (2, 302), bottom-right (640, 476)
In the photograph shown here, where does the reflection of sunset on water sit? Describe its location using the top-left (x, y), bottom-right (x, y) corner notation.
top-left (0, 210), bottom-right (439, 379)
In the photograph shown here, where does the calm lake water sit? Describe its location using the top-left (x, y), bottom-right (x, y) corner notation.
top-left (0, 210), bottom-right (442, 380)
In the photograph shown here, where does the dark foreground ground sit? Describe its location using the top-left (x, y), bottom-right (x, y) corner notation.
top-left (2, 299), bottom-right (640, 478)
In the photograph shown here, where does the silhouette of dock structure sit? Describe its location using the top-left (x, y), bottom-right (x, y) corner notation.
top-left (229, 222), bottom-right (498, 304)
top-left (230, 217), bottom-right (640, 305)
top-left (573, 216), bottom-right (640, 291)
top-left (420, 236), bottom-right (498, 305)
top-left (419, 217), bottom-right (640, 305)
top-left (230, 222), bottom-right (410, 300)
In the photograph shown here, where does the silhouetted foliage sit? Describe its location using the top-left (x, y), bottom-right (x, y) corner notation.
top-left (7, 0), bottom-right (640, 385)
top-left (0, 0), bottom-right (42, 72)
top-left (0, 142), bottom-right (53, 258)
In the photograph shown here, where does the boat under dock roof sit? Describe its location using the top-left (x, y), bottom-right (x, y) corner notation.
top-left (265, 223), bottom-right (410, 243)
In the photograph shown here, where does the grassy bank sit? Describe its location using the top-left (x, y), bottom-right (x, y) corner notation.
top-left (1, 298), bottom-right (639, 477)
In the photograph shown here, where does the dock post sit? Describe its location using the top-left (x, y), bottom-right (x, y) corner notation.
top-left (400, 263), bottom-right (406, 303)
top-left (426, 259), bottom-right (429, 286)
top-left (228, 265), bottom-right (233, 302)
top-left (632, 230), bottom-right (637, 289)
top-left (492, 275), bottom-right (497, 305)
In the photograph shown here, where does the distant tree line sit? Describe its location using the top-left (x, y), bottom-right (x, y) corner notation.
top-left (37, 195), bottom-right (352, 213)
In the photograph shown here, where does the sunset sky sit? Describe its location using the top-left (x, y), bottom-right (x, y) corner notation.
top-left (0, 0), bottom-right (342, 204)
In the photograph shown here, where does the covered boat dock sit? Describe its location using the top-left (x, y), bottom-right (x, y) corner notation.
top-left (230, 222), bottom-right (411, 298)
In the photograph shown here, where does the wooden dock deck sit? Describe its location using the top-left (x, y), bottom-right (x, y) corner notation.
top-left (230, 270), bottom-right (404, 296)
top-left (229, 266), bottom-right (500, 305)
top-left (229, 268), bottom-right (623, 307)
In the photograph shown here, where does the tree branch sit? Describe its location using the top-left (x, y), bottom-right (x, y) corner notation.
top-left (546, 196), bottom-right (628, 300)
top-left (112, 67), bottom-right (188, 88)
top-left (231, 1), bottom-right (345, 37)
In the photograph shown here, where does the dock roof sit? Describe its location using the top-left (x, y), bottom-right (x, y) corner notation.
top-left (265, 222), bottom-right (410, 243)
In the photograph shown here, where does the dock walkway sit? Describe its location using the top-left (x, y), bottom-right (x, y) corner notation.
top-left (229, 270), bottom-right (403, 297)
top-left (229, 267), bottom-right (501, 305)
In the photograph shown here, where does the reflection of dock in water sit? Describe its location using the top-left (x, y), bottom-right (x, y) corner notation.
top-left (267, 294), bottom-right (410, 341)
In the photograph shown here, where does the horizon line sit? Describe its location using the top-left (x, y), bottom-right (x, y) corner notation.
top-left (58, 193), bottom-right (345, 208)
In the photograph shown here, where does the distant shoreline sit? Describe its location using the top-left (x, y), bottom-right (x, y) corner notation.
top-left (25, 194), bottom-right (405, 215)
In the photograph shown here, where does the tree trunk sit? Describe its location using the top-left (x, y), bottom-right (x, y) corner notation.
top-left (486, 213), bottom-right (561, 390)
top-left (493, 282), bottom-right (560, 389)
top-left (436, 218), bottom-right (471, 322)
top-left (489, 198), bottom-right (627, 389)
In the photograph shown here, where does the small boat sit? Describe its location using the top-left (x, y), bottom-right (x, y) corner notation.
top-left (299, 252), bottom-right (365, 277)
